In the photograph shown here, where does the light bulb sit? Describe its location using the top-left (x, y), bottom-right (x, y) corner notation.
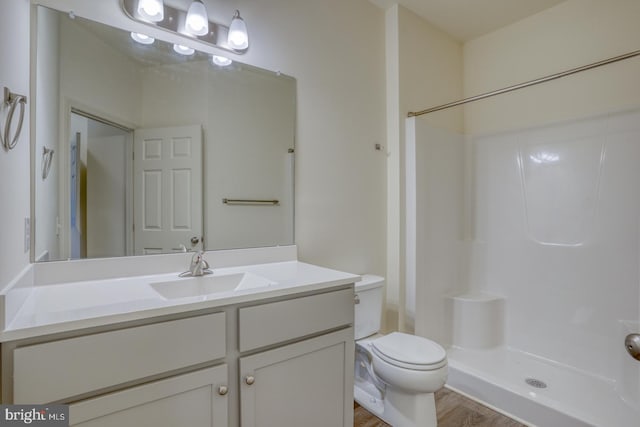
top-left (173, 44), bottom-right (195, 55)
top-left (137, 0), bottom-right (164, 22)
top-left (185, 0), bottom-right (209, 36)
top-left (227, 10), bottom-right (248, 50)
top-left (130, 32), bottom-right (155, 45)
top-left (211, 55), bottom-right (232, 66)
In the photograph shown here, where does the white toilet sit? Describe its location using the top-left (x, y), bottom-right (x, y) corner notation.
top-left (354, 275), bottom-right (447, 427)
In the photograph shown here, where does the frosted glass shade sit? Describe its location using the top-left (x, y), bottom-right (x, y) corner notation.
top-left (227, 10), bottom-right (249, 50)
top-left (130, 32), bottom-right (155, 45)
top-left (185, 0), bottom-right (209, 36)
top-left (137, 0), bottom-right (164, 22)
top-left (211, 55), bottom-right (232, 66)
top-left (173, 44), bottom-right (195, 55)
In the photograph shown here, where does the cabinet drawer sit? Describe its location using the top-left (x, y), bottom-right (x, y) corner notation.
top-left (14, 312), bottom-right (226, 403)
top-left (239, 288), bottom-right (353, 352)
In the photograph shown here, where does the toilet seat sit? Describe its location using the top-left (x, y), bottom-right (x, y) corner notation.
top-left (371, 332), bottom-right (446, 371)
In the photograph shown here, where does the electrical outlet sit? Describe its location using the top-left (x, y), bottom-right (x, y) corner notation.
top-left (24, 217), bottom-right (30, 253)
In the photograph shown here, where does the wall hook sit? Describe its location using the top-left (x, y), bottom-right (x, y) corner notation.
top-left (42, 146), bottom-right (55, 180)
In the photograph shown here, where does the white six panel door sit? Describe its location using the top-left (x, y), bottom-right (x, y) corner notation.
top-left (134, 125), bottom-right (203, 255)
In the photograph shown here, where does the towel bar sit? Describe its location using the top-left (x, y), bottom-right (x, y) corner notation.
top-left (222, 198), bottom-right (280, 206)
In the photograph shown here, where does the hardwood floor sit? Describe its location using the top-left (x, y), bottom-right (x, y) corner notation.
top-left (354, 388), bottom-right (528, 427)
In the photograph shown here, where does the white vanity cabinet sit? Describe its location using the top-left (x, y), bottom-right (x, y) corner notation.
top-left (1, 285), bottom-right (355, 427)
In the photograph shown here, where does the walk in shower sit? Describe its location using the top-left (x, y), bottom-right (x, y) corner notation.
top-left (405, 50), bottom-right (640, 426)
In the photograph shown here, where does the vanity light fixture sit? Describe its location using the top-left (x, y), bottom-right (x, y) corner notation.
top-left (211, 55), bottom-right (232, 66)
top-left (130, 32), bottom-right (155, 45)
top-left (123, 0), bottom-right (250, 54)
top-left (185, 0), bottom-right (209, 36)
top-left (227, 10), bottom-right (249, 51)
top-left (137, 0), bottom-right (164, 22)
top-left (173, 44), bottom-right (195, 55)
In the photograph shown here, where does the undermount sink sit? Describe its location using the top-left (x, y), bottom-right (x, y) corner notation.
top-left (150, 272), bottom-right (275, 300)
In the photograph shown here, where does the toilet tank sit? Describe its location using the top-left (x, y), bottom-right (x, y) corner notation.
top-left (354, 274), bottom-right (384, 340)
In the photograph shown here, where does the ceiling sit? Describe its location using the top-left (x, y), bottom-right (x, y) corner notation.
top-left (369, 0), bottom-right (566, 41)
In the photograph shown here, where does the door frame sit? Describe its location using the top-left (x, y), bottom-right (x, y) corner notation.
top-left (59, 98), bottom-right (135, 259)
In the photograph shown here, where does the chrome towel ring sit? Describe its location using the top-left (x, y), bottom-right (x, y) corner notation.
top-left (2, 86), bottom-right (27, 151)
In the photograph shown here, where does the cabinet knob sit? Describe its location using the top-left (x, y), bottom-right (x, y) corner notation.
top-left (354, 294), bottom-right (360, 304)
top-left (218, 385), bottom-right (228, 396)
top-left (244, 375), bottom-right (255, 385)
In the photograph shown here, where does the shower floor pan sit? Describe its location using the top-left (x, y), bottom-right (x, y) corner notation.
top-left (446, 346), bottom-right (638, 427)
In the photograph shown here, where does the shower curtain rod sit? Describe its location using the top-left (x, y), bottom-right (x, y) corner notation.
top-left (407, 49), bottom-right (640, 117)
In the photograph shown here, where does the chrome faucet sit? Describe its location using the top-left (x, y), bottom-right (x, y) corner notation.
top-left (183, 250), bottom-right (212, 277)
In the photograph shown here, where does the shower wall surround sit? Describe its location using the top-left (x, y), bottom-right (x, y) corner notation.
top-left (409, 4), bottom-right (640, 423)
top-left (470, 108), bottom-right (640, 381)
top-left (407, 106), bottom-right (640, 425)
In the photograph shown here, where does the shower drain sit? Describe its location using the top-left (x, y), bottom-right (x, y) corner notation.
top-left (525, 378), bottom-right (548, 389)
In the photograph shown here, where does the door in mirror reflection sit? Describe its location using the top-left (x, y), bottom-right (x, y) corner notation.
top-left (134, 125), bottom-right (203, 255)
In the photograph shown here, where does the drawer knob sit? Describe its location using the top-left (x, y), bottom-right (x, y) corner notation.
top-left (354, 294), bottom-right (360, 304)
top-left (218, 385), bottom-right (228, 396)
top-left (245, 375), bottom-right (255, 385)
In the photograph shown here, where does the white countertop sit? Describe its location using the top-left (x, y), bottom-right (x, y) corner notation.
top-left (1, 261), bottom-right (360, 342)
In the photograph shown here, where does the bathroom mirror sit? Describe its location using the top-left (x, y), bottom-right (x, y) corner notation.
top-left (33, 5), bottom-right (296, 262)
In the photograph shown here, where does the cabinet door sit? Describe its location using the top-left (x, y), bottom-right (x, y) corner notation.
top-left (69, 365), bottom-right (228, 427)
top-left (240, 328), bottom-right (354, 427)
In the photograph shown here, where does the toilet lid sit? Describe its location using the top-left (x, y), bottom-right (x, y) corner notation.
top-left (371, 332), bottom-right (446, 370)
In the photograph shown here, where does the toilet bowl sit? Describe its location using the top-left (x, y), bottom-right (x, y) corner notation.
top-left (354, 275), bottom-right (447, 427)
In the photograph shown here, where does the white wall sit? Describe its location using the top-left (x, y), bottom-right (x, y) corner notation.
top-left (237, 0), bottom-right (387, 276)
top-left (464, 0), bottom-right (640, 134)
top-left (0, 0), bottom-right (31, 287)
top-left (398, 7), bottom-right (463, 131)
